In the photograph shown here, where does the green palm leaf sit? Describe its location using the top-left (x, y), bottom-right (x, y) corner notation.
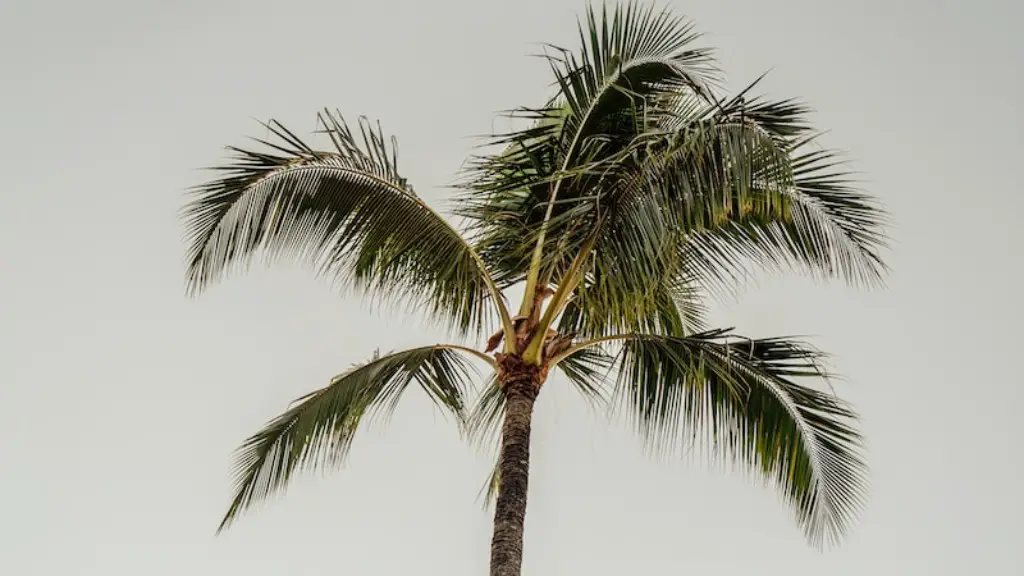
top-left (663, 92), bottom-right (889, 290)
top-left (458, 7), bottom-right (886, 345)
top-left (543, 114), bottom-right (792, 338)
top-left (467, 375), bottom-right (507, 505)
top-left (218, 345), bottom-right (477, 532)
top-left (184, 111), bottom-right (509, 337)
top-left (547, 1), bottom-right (719, 153)
top-left (557, 264), bottom-right (709, 339)
top-left (555, 344), bottom-right (617, 403)
top-left (456, 2), bottom-right (720, 293)
top-left (551, 90), bottom-right (886, 335)
top-left (595, 330), bottom-right (866, 547)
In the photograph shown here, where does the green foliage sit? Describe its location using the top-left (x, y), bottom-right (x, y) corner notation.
top-left (554, 330), bottom-right (866, 546)
top-left (458, 2), bottom-right (887, 339)
top-left (457, 2), bottom-right (721, 290)
top-left (217, 346), bottom-right (476, 531)
top-left (183, 111), bottom-right (506, 337)
top-left (189, 1), bottom-right (888, 549)
top-left (467, 375), bottom-right (507, 505)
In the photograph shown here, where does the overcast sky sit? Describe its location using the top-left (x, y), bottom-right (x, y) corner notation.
top-left (2, 0), bottom-right (1022, 574)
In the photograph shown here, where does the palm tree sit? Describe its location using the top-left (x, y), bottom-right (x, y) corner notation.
top-left (183, 3), bottom-right (887, 575)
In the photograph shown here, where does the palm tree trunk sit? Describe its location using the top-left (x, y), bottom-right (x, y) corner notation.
top-left (489, 362), bottom-right (541, 576)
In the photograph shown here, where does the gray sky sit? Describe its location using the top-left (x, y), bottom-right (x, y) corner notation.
top-left (2, 0), bottom-right (1021, 574)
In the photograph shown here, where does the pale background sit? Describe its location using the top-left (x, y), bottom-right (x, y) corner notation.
top-left (2, 0), bottom-right (1021, 574)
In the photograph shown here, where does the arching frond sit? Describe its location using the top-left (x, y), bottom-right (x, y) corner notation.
top-left (544, 1), bottom-right (720, 159)
top-left (544, 330), bottom-right (868, 545)
top-left (557, 263), bottom-right (708, 339)
top-left (184, 111), bottom-right (511, 337)
top-left (456, 2), bottom-right (720, 289)
top-left (663, 92), bottom-right (889, 291)
top-left (552, 87), bottom-right (887, 335)
top-left (218, 345), bottom-right (477, 532)
top-left (468, 375), bottom-right (507, 448)
top-left (554, 345), bottom-right (617, 404)
top-left (608, 330), bottom-right (866, 547)
top-left (467, 375), bottom-right (507, 505)
top-left (545, 104), bottom-right (797, 338)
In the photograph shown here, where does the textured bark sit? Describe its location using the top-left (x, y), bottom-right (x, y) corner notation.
top-left (489, 356), bottom-right (542, 576)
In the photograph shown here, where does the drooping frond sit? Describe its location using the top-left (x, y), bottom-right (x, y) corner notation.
top-left (554, 345), bottom-right (617, 404)
top-left (657, 91), bottom-right (889, 291)
top-left (218, 345), bottom-right (477, 532)
top-left (458, 12), bottom-right (886, 350)
top-left (467, 375), bottom-right (507, 505)
top-left (468, 375), bottom-right (508, 447)
top-left (553, 86), bottom-right (886, 335)
top-left (184, 111), bottom-right (510, 337)
top-left (605, 330), bottom-right (866, 547)
top-left (542, 103), bottom-right (795, 337)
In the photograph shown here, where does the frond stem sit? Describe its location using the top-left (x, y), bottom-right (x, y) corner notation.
top-left (437, 344), bottom-right (498, 368)
top-left (516, 48), bottom-right (633, 320)
top-left (548, 333), bottom-right (635, 366)
top-left (522, 226), bottom-right (601, 364)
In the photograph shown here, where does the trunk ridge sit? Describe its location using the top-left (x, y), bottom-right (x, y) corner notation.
top-left (489, 355), bottom-right (542, 576)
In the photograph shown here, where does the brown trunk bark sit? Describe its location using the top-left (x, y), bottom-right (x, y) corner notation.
top-left (489, 358), bottom-right (541, 576)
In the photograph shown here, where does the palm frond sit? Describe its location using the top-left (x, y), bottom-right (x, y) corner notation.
top-left (667, 92), bottom-right (889, 290)
top-left (557, 260), bottom-right (709, 339)
top-left (218, 345), bottom-right (476, 532)
top-left (564, 87), bottom-right (887, 323)
top-left (455, 2), bottom-right (720, 288)
top-left (611, 330), bottom-right (866, 547)
top-left (184, 110), bottom-right (509, 337)
top-left (549, 1), bottom-right (720, 152)
top-left (467, 374), bottom-right (507, 448)
top-left (544, 107), bottom-right (792, 338)
top-left (467, 375), bottom-right (507, 506)
top-left (555, 344), bottom-right (617, 404)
